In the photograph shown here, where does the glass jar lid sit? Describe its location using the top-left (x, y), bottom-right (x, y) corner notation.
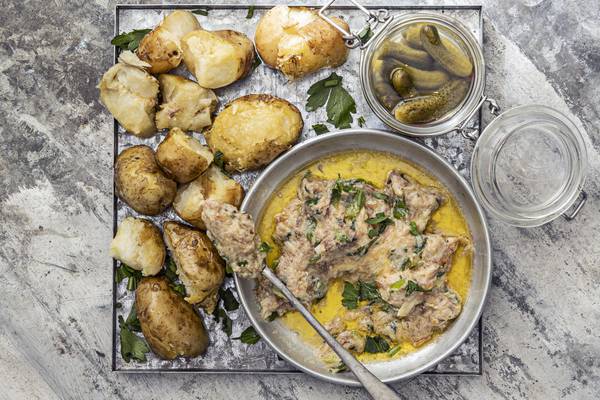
top-left (470, 105), bottom-right (587, 227)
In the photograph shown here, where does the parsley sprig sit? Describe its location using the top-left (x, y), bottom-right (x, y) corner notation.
top-left (306, 73), bottom-right (357, 129)
top-left (119, 306), bottom-right (150, 363)
top-left (111, 29), bottom-right (151, 51)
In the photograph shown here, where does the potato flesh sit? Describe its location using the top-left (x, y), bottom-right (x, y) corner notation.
top-left (181, 29), bottom-right (254, 89)
top-left (137, 10), bottom-right (201, 74)
top-left (255, 6), bottom-right (349, 79)
top-left (155, 128), bottom-right (213, 183)
top-left (110, 217), bottom-right (165, 276)
top-left (156, 74), bottom-right (217, 132)
top-left (136, 277), bottom-right (208, 359)
top-left (173, 165), bottom-right (245, 229)
top-left (163, 221), bottom-right (225, 312)
top-left (98, 52), bottom-right (159, 137)
top-left (205, 94), bottom-right (303, 171)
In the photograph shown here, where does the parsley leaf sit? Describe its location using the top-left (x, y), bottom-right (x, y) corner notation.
top-left (192, 9), bottom-right (209, 16)
top-left (115, 263), bottom-right (142, 291)
top-left (388, 344), bottom-right (402, 357)
top-left (119, 315), bottom-right (150, 362)
top-left (219, 287), bottom-right (240, 311)
top-left (341, 281), bottom-right (360, 309)
top-left (111, 29), bottom-right (152, 51)
top-left (393, 198), bottom-right (408, 219)
top-left (312, 123), bottom-right (330, 135)
top-left (306, 73), bottom-right (357, 129)
top-left (345, 190), bottom-right (365, 220)
top-left (364, 336), bottom-right (390, 353)
top-left (390, 278), bottom-right (406, 291)
top-left (213, 150), bottom-right (226, 170)
top-left (357, 25), bottom-right (373, 44)
top-left (358, 116), bottom-right (366, 127)
top-left (409, 221), bottom-right (419, 236)
top-left (366, 212), bottom-right (390, 225)
top-left (213, 307), bottom-right (232, 336)
top-left (405, 280), bottom-right (428, 297)
top-left (246, 5), bottom-right (255, 19)
top-left (259, 242), bottom-right (272, 253)
top-left (124, 306), bottom-right (141, 332)
top-left (235, 326), bottom-right (261, 344)
top-left (359, 282), bottom-right (382, 302)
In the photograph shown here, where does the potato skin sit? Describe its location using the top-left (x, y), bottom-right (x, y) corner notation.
top-left (173, 165), bottom-right (245, 229)
top-left (137, 11), bottom-right (202, 74)
top-left (205, 94), bottom-right (303, 171)
top-left (136, 277), bottom-right (209, 359)
top-left (155, 74), bottom-right (217, 132)
top-left (255, 6), bottom-right (349, 79)
top-left (163, 221), bottom-right (225, 312)
top-left (155, 128), bottom-right (214, 184)
top-left (115, 145), bottom-right (177, 215)
top-left (181, 29), bottom-right (255, 89)
top-left (110, 217), bottom-right (165, 276)
top-left (98, 51), bottom-right (159, 138)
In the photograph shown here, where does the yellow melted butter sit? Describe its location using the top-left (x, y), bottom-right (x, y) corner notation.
top-left (257, 150), bottom-right (472, 362)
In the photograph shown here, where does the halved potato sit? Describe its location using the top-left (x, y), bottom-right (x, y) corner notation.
top-left (137, 10), bottom-right (202, 74)
top-left (181, 29), bottom-right (255, 89)
top-left (155, 128), bottom-right (213, 184)
top-left (136, 276), bottom-right (209, 359)
top-left (163, 221), bottom-right (225, 313)
top-left (110, 217), bottom-right (166, 276)
top-left (173, 165), bottom-right (245, 229)
top-left (205, 94), bottom-right (303, 171)
top-left (255, 5), bottom-right (349, 79)
top-left (115, 145), bottom-right (177, 215)
top-left (98, 51), bottom-right (159, 138)
top-left (156, 74), bottom-right (218, 132)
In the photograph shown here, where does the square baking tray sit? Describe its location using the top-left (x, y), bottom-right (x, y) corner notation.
top-left (112, 3), bottom-right (484, 376)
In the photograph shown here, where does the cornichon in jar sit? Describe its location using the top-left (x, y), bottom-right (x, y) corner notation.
top-left (372, 59), bottom-right (403, 110)
top-left (377, 40), bottom-right (432, 69)
top-left (390, 67), bottom-right (417, 98)
top-left (420, 25), bottom-right (473, 78)
top-left (394, 79), bottom-right (470, 124)
top-left (401, 63), bottom-right (449, 91)
top-left (403, 24), bottom-right (424, 49)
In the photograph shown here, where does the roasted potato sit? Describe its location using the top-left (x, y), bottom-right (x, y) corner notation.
top-left (155, 128), bottom-right (213, 184)
top-left (136, 277), bottom-right (209, 359)
top-left (255, 5), bottom-right (349, 79)
top-left (155, 74), bottom-right (218, 132)
top-left (98, 51), bottom-right (159, 138)
top-left (181, 29), bottom-right (255, 89)
top-left (205, 94), bottom-right (303, 171)
top-left (110, 217), bottom-right (166, 276)
top-left (173, 165), bottom-right (245, 229)
top-left (137, 10), bottom-right (202, 74)
top-left (163, 221), bottom-right (225, 313)
top-left (115, 145), bottom-right (177, 215)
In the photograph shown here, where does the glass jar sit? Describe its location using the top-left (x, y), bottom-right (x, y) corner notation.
top-left (319, 0), bottom-right (588, 226)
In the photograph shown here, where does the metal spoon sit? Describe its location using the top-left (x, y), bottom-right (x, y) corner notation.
top-left (262, 267), bottom-right (402, 400)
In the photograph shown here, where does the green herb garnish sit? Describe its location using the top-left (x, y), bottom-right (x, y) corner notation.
top-left (115, 263), bottom-right (142, 291)
top-left (364, 336), bottom-right (390, 353)
top-left (213, 307), bottom-right (232, 336)
top-left (246, 5), bottom-right (255, 19)
top-left (118, 314), bottom-right (150, 362)
top-left (336, 232), bottom-right (350, 243)
top-left (393, 198), bottom-right (408, 219)
top-left (111, 29), bottom-right (152, 51)
top-left (366, 212), bottom-right (390, 225)
top-left (359, 282), bottom-right (382, 302)
top-left (259, 242), bottom-right (272, 253)
top-left (358, 116), bottom-right (366, 127)
top-left (306, 72), bottom-right (356, 129)
top-left (305, 197), bottom-right (319, 206)
top-left (373, 192), bottom-right (389, 201)
top-left (235, 326), bottom-right (261, 344)
top-left (219, 287), bottom-right (240, 311)
top-left (357, 25), bottom-right (373, 44)
top-left (345, 190), bottom-right (365, 220)
top-left (387, 344), bottom-right (402, 357)
top-left (192, 9), bottom-right (209, 16)
top-left (409, 221), bottom-right (419, 236)
top-left (405, 280), bottom-right (428, 297)
top-left (312, 123), bottom-right (330, 135)
top-left (213, 150), bottom-right (226, 170)
top-left (390, 278), bottom-right (406, 291)
top-left (341, 281), bottom-right (360, 309)
top-left (170, 282), bottom-right (186, 297)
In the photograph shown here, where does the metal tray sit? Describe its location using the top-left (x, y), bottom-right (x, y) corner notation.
top-left (112, 3), bottom-right (484, 376)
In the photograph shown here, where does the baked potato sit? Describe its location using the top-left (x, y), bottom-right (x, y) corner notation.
top-left (136, 276), bottom-right (209, 359)
top-left (205, 94), bottom-right (303, 171)
top-left (137, 10), bottom-right (202, 74)
top-left (155, 74), bottom-right (218, 132)
top-left (255, 5), bottom-right (349, 79)
top-left (155, 128), bottom-right (213, 184)
top-left (173, 165), bottom-right (245, 229)
top-left (115, 145), bottom-right (177, 215)
top-left (181, 29), bottom-right (255, 89)
top-left (110, 217), bottom-right (166, 276)
top-left (98, 51), bottom-right (159, 138)
top-left (163, 221), bottom-right (225, 313)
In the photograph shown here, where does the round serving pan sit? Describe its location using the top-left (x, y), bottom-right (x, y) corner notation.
top-left (236, 129), bottom-right (491, 386)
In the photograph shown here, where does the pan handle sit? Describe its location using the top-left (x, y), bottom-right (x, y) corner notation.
top-left (318, 0), bottom-right (393, 49)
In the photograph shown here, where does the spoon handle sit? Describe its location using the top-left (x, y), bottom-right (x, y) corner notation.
top-left (262, 268), bottom-right (401, 400)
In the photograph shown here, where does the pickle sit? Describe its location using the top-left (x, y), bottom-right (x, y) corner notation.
top-left (403, 24), bottom-right (424, 49)
top-left (390, 67), bottom-right (417, 98)
top-left (378, 40), bottom-right (432, 69)
top-left (401, 63), bottom-right (449, 91)
top-left (371, 59), bottom-right (403, 110)
top-left (420, 25), bottom-right (473, 78)
top-left (394, 79), bottom-right (470, 124)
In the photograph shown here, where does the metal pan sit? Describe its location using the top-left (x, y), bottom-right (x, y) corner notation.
top-left (236, 129), bottom-right (492, 385)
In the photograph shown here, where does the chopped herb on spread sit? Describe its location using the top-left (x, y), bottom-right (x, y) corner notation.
top-left (345, 189), bottom-right (365, 220)
top-left (409, 221), bottom-right (419, 235)
top-left (405, 280), bottom-right (429, 296)
top-left (341, 281), bottom-right (360, 309)
top-left (393, 198), bottom-right (408, 219)
top-left (364, 336), bottom-right (390, 353)
top-left (259, 242), bottom-right (272, 253)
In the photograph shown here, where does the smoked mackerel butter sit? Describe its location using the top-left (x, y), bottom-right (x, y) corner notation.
top-left (113, 4), bottom-right (483, 374)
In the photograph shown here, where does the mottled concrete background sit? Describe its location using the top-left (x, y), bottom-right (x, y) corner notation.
top-left (1, 0), bottom-right (599, 399)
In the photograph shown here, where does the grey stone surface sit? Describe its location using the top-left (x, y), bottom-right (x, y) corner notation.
top-left (0, 0), bottom-right (599, 399)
